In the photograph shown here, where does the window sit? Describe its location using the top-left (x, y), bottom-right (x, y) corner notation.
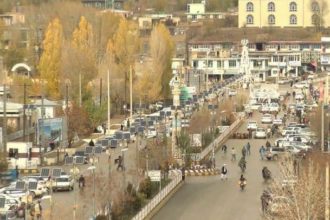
top-left (208, 60), bottom-right (213, 67)
top-left (268, 2), bottom-right (275, 12)
top-left (312, 14), bottom-right (320, 25)
top-left (187, 5), bottom-right (190, 13)
top-left (311, 2), bottom-right (320, 12)
top-left (246, 15), bottom-right (254, 24)
top-left (193, 60), bottom-right (198, 68)
top-left (290, 14), bottom-right (297, 24)
top-left (246, 2), bottom-right (254, 12)
top-left (268, 15), bottom-right (275, 25)
top-left (290, 2), bottom-right (297, 12)
top-left (217, 60), bottom-right (222, 68)
top-left (229, 60), bottom-right (236, 67)
top-left (8, 149), bottom-right (18, 158)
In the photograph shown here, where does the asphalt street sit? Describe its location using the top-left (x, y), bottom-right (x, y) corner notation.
top-left (152, 83), bottom-right (298, 220)
top-left (152, 116), bottom-right (281, 220)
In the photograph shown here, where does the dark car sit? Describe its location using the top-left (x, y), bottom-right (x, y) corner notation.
top-left (73, 150), bottom-right (89, 164)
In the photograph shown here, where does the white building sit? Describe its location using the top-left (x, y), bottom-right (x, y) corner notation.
top-left (7, 142), bottom-right (40, 169)
top-left (321, 37), bottom-right (330, 71)
top-left (186, 2), bottom-right (225, 21)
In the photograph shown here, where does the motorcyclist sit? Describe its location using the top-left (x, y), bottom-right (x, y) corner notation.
top-left (262, 166), bottom-right (271, 181)
top-left (78, 175), bottom-right (85, 188)
top-left (238, 156), bottom-right (247, 172)
top-left (239, 174), bottom-right (247, 190)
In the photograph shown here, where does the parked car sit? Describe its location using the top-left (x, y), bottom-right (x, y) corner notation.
top-left (293, 81), bottom-right (309, 89)
top-left (250, 103), bottom-right (262, 111)
top-left (255, 127), bottom-right (267, 139)
top-left (265, 147), bottom-right (286, 160)
top-left (286, 145), bottom-right (302, 154)
top-left (261, 104), bottom-right (270, 113)
top-left (50, 175), bottom-right (74, 192)
top-left (145, 127), bottom-right (157, 138)
top-left (272, 118), bottom-right (283, 126)
top-left (261, 114), bottom-right (273, 124)
top-left (247, 121), bottom-right (258, 130)
top-left (295, 93), bottom-right (304, 100)
top-left (269, 103), bottom-right (280, 112)
top-left (281, 127), bottom-right (301, 136)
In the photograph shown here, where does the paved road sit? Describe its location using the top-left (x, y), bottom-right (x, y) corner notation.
top-left (152, 114), bottom-right (284, 220)
top-left (153, 84), bottom-right (300, 220)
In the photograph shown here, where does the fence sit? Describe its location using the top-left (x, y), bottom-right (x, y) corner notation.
top-left (199, 117), bottom-right (243, 160)
top-left (131, 171), bottom-right (182, 220)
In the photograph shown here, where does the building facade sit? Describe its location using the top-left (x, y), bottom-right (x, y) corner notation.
top-left (238, 0), bottom-right (330, 28)
top-left (186, 2), bottom-right (225, 21)
top-left (186, 39), bottom-right (323, 82)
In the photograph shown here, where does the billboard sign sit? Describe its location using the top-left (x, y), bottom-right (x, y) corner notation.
top-left (37, 118), bottom-right (66, 146)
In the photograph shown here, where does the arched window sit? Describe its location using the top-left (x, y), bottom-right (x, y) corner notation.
top-left (290, 2), bottom-right (297, 12)
top-left (290, 14), bottom-right (297, 24)
top-left (312, 1), bottom-right (320, 12)
top-left (246, 2), bottom-right (254, 12)
top-left (268, 2), bottom-right (275, 12)
top-left (268, 15), bottom-right (275, 25)
top-left (246, 15), bottom-right (254, 24)
top-left (312, 14), bottom-right (320, 25)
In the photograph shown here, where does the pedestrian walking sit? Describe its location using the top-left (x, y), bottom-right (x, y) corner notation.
top-left (242, 146), bottom-right (246, 157)
top-left (221, 144), bottom-right (227, 153)
top-left (33, 200), bottom-right (42, 220)
top-left (259, 145), bottom-right (265, 160)
top-left (231, 147), bottom-right (236, 161)
top-left (246, 142), bottom-right (251, 155)
top-left (220, 164), bottom-right (228, 180)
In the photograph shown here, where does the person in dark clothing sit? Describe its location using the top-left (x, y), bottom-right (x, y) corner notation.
top-left (89, 139), bottom-right (95, 147)
top-left (246, 142), bottom-right (251, 155)
top-left (221, 145), bottom-right (227, 153)
top-left (220, 164), bottom-right (228, 180)
top-left (242, 146), bottom-right (247, 157)
top-left (78, 175), bottom-right (85, 188)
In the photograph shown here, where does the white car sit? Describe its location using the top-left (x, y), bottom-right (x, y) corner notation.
top-left (247, 121), bottom-right (258, 130)
top-left (293, 81), bottom-right (309, 89)
top-left (286, 145), bottom-right (303, 154)
top-left (228, 90), bottom-right (237, 96)
top-left (281, 127), bottom-right (301, 136)
top-left (261, 114), bottom-right (273, 124)
top-left (295, 93), bottom-right (304, 100)
top-left (269, 103), bottom-right (280, 112)
top-left (273, 118), bottom-right (283, 125)
top-left (261, 104), bottom-right (270, 112)
top-left (278, 78), bottom-right (290, 85)
top-left (50, 175), bottom-right (74, 191)
top-left (145, 127), bottom-right (157, 138)
top-left (250, 103), bottom-right (262, 111)
top-left (255, 127), bottom-right (267, 139)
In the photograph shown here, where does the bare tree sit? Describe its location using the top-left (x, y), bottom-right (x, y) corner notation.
top-left (264, 153), bottom-right (326, 219)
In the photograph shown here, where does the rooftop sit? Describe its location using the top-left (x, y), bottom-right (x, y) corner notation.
top-left (188, 27), bottom-right (330, 44)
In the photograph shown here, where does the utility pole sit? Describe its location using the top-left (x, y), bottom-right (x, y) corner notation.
top-left (130, 65), bottom-right (133, 121)
top-left (40, 81), bottom-right (45, 165)
top-left (2, 84), bottom-right (7, 153)
top-left (100, 78), bottom-right (102, 107)
top-left (107, 69), bottom-right (111, 134)
top-left (322, 75), bottom-right (329, 151)
top-left (79, 72), bottom-right (82, 107)
top-left (23, 83), bottom-right (27, 141)
top-left (326, 162), bottom-right (329, 220)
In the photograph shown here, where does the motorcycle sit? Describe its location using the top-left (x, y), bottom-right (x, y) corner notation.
top-left (239, 180), bottom-right (247, 190)
top-left (262, 169), bottom-right (272, 181)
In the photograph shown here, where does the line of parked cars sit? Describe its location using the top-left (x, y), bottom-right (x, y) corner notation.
top-left (265, 123), bottom-right (316, 160)
top-left (0, 172), bottom-right (74, 219)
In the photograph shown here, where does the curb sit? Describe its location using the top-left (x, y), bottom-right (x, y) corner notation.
top-left (185, 168), bottom-right (220, 176)
top-left (19, 169), bottom-right (39, 174)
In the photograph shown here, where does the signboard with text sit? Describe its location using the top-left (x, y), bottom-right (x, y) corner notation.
top-left (147, 170), bottom-right (161, 182)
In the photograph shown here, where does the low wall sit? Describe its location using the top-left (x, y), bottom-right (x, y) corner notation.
top-left (198, 117), bottom-right (243, 160)
top-left (131, 171), bottom-right (182, 220)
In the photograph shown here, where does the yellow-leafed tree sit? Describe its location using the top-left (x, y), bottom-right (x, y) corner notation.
top-left (106, 18), bottom-right (139, 105)
top-left (72, 16), bottom-right (94, 52)
top-left (149, 23), bottom-right (175, 99)
top-left (38, 18), bottom-right (63, 99)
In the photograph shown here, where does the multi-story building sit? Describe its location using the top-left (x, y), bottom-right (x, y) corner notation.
top-left (81, 0), bottom-right (124, 9)
top-left (186, 37), bottom-right (323, 82)
top-left (238, 0), bottom-right (330, 28)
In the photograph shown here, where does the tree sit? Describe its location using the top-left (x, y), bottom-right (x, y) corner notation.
top-left (106, 18), bottom-right (140, 107)
top-left (177, 130), bottom-right (191, 166)
top-left (265, 153), bottom-right (327, 219)
top-left (149, 23), bottom-right (174, 99)
top-left (311, 0), bottom-right (329, 32)
top-left (72, 16), bottom-right (94, 51)
top-left (57, 102), bottom-right (92, 147)
top-left (38, 18), bottom-right (63, 99)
